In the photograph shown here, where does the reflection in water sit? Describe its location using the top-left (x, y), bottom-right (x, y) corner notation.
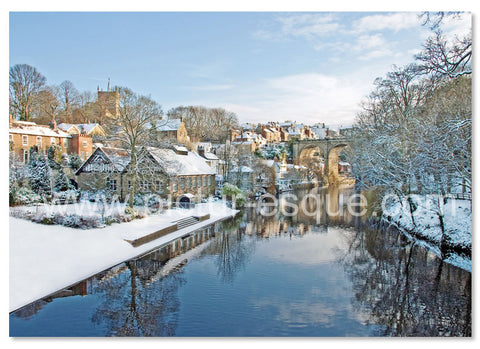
top-left (10, 188), bottom-right (471, 337)
top-left (341, 227), bottom-right (471, 336)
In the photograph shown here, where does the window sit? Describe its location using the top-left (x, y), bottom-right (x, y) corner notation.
top-left (63, 138), bottom-right (68, 148)
top-left (208, 176), bottom-right (212, 186)
top-left (180, 177), bottom-right (185, 189)
top-left (203, 176), bottom-right (207, 187)
top-left (186, 177), bottom-right (191, 189)
top-left (172, 180), bottom-right (178, 192)
top-left (23, 149), bottom-right (29, 164)
top-left (36, 136), bottom-right (42, 147)
top-left (106, 178), bottom-right (117, 191)
top-left (50, 137), bottom-right (56, 145)
top-left (81, 151), bottom-right (85, 160)
top-left (22, 135), bottom-right (28, 146)
top-left (192, 177), bottom-right (196, 188)
top-left (83, 141), bottom-right (88, 148)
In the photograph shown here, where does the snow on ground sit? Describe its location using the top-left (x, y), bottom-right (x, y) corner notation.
top-left (9, 200), bottom-right (238, 312)
top-left (382, 194), bottom-right (471, 272)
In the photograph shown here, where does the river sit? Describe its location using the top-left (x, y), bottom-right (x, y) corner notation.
top-left (9, 187), bottom-right (471, 337)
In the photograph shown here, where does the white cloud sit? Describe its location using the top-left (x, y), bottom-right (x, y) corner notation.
top-left (353, 12), bottom-right (421, 33)
top-left (253, 13), bottom-right (341, 41)
top-left (223, 72), bottom-right (373, 127)
top-left (277, 13), bottom-right (340, 38)
top-left (440, 12), bottom-right (471, 40)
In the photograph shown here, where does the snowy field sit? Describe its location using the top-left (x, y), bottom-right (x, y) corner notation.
top-left (382, 195), bottom-right (471, 272)
top-left (9, 200), bottom-right (238, 312)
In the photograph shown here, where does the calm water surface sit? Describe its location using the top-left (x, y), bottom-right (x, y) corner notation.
top-left (10, 188), bottom-right (471, 337)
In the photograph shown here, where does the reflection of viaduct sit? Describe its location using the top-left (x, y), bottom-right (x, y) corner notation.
top-left (291, 137), bottom-right (352, 184)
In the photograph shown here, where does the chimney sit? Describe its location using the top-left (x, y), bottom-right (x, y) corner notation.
top-left (107, 78), bottom-right (111, 92)
top-left (198, 146), bottom-right (205, 158)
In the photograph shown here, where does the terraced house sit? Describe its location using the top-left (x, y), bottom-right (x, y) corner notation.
top-left (8, 117), bottom-right (94, 163)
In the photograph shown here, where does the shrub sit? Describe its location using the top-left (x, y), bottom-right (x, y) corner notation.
top-left (221, 183), bottom-right (246, 208)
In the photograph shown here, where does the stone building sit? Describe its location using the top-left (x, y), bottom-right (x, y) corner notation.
top-left (136, 145), bottom-right (216, 203)
top-left (75, 146), bottom-right (130, 198)
top-left (153, 118), bottom-right (189, 144)
top-left (97, 79), bottom-right (119, 122)
top-left (75, 145), bottom-right (215, 204)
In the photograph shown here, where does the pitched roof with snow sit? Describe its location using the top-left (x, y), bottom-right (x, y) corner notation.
top-left (202, 152), bottom-right (219, 160)
top-left (154, 118), bottom-right (182, 131)
top-left (230, 165), bottom-right (254, 173)
top-left (57, 123), bottom-right (80, 133)
top-left (10, 121), bottom-right (71, 138)
top-left (145, 147), bottom-right (215, 176)
top-left (75, 146), bottom-right (131, 174)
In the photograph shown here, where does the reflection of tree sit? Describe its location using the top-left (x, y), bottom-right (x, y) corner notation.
top-left (91, 260), bottom-right (184, 336)
top-left (341, 228), bottom-right (471, 336)
top-left (204, 213), bottom-right (256, 283)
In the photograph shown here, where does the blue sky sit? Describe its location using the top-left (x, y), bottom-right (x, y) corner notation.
top-left (9, 11), bottom-right (471, 128)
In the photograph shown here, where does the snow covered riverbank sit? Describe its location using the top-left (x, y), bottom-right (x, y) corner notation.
top-left (382, 194), bottom-right (471, 272)
top-left (9, 200), bottom-right (238, 312)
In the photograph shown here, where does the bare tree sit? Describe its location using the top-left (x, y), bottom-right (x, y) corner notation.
top-left (9, 64), bottom-right (47, 121)
top-left (416, 12), bottom-right (472, 80)
top-left (32, 85), bottom-right (60, 124)
top-left (168, 105), bottom-right (239, 143)
top-left (57, 80), bottom-right (81, 123)
top-left (105, 87), bottom-right (164, 208)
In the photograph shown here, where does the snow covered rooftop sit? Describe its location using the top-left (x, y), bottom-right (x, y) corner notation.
top-left (202, 152), bottom-right (219, 160)
top-left (230, 165), bottom-right (254, 173)
top-left (10, 122), bottom-right (71, 138)
top-left (58, 123), bottom-right (104, 135)
top-left (154, 118), bottom-right (182, 131)
top-left (145, 147), bottom-right (215, 176)
top-left (57, 123), bottom-right (79, 132)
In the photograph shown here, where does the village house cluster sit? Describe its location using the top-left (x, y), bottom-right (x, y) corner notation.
top-left (9, 81), bottom-right (352, 206)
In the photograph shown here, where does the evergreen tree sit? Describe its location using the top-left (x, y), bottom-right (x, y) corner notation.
top-left (54, 169), bottom-right (71, 192)
top-left (47, 144), bottom-right (62, 170)
top-left (28, 153), bottom-right (52, 197)
top-left (68, 153), bottom-right (83, 171)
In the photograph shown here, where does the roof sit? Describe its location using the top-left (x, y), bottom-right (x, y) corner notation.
top-left (202, 152), bottom-right (219, 160)
top-left (57, 123), bottom-right (80, 133)
top-left (78, 124), bottom-right (103, 134)
top-left (101, 147), bottom-right (131, 170)
top-left (230, 166), bottom-right (254, 173)
top-left (154, 118), bottom-right (182, 131)
top-left (9, 122), bottom-right (71, 138)
top-left (58, 123), bottom-right (104, 135)
top-left (145, 147), bottom-right (215, 176)
top-left (75, 146), bottom-right (131, 174)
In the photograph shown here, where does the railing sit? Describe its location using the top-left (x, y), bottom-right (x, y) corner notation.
top-left (445, 193), bottom-right (472, 201)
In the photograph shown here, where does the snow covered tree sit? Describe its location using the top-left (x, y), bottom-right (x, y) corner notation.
top-left (47, 144), bottom-right (62, 170)
top-left (53, 168), bottom-right (71, 192)
top-left (28, 153), bottom-right (53, 198)
top-left (417, 13), bottom-right (471, 80)
top-left (68, 153), bottom-right (83, 171)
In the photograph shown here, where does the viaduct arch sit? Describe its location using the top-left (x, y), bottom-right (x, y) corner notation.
top-left (291, 138), bottom-right (352, 184)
